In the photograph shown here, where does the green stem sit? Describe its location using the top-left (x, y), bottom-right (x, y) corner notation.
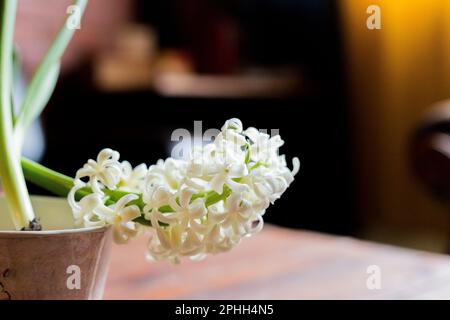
top-left (0, 0), bottom-right (36, 230)
top-left (21, 157), bottom-right (74, 197)
top-left (21, 157), bottom-right (232, 228)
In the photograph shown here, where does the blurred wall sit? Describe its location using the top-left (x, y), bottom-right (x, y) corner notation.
top-left (15, 0), bottom-right (134, 75)
top-left (340, 0), bottom-right (450, 240)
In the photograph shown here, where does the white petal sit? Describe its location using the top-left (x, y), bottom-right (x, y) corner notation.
top-left (179, 188), bottom-right (195, 209)
top-left (209, 174), bottom-right (225, 194)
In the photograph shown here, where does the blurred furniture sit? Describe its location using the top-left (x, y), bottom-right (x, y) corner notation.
top-left (105, 225), bottom-right (450, 299)
top-left (152, 72), bottom-right (303, 98)
top-left (411, 100), bottom-right (450, 203)
top-left (410, 101), bottom-right (450, 252)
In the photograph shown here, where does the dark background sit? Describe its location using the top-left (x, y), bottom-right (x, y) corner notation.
top-left (14, 0), bottom-right (450, 253)
top-left (31, 0), bottom-right (356, 235)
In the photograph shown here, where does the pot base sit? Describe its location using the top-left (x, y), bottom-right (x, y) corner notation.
top-left (0, 196), bottom-right (112, 300)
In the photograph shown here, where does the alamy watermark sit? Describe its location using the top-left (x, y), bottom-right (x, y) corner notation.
top-left (170, 120), bottom-right (281, 161)
top-left (66, 5), bottom-right (82, 30)
top-left (66, 265), bottom-right (81, 290)
top-left (367, 5), bottom-right (381, 30)
top-left (366, 265), bottom-right (382, 290)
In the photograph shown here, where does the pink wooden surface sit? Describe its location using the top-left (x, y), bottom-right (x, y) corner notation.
top-left (105, 225), bottom-right (450, 299)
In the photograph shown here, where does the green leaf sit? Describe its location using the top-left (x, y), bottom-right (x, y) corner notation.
top-left (10, 47), bottom-right (21, 125)
top-left (0, 0), bottom-right (36, 230)
top-left (14, 63), bottom-right (60, 145)
top-left (14, 0), bottom-right (88, 147)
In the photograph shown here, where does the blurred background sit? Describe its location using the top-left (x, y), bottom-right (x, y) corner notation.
top-left (12, 0), bottom-right (450, 253)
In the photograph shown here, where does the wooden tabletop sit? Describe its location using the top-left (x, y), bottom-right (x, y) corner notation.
top-left (104, 225), bottom-right (450, 299)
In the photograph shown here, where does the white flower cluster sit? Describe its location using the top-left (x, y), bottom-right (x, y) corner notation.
top-left (68, 119), bottom-right (299, 263)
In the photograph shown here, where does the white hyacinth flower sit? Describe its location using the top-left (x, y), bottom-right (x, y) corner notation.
top-left (244, 127), bottom-right (284, 163)
top-left (75, 148), bottom-right (122, 194)
top-left (100, 194), bottom-right (142, 244)
top-left (68, 119), bottom-right (300, 264)
top-left (119, 161), bottom-right (147, 193)
top-left (166, 188), bottom-right (207, 228)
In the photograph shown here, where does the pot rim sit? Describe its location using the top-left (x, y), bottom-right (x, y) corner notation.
top-left (0, 226), bottom-right (108, 237)
top-left (0, 194), bottom-right (108, 236)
